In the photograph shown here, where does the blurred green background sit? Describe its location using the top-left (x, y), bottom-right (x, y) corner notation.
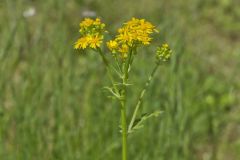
top-left (0, 0), bottom-right (240, 160)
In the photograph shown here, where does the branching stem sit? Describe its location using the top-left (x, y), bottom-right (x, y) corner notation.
top-left (128, 62), bottom-right (160, 132)
top-left (98, 48), bottom-right (119, 95)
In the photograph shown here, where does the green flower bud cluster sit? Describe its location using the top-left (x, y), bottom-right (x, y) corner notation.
top-left (156, 43), bottom-right (172, 62)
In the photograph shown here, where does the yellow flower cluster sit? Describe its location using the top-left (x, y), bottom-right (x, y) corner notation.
top-left (107, 18), bottom-right (158, 58)
top-left (156, 43), bottom-right (172, 62)
top-left (75, 35), bottom-right (102, 49)
top-left (74, 18), bottom-right (105, 49)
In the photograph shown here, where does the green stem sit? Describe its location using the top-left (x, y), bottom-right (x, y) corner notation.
top-left (120, 53), bottom-right (131, 160)
top-left (120, 92), bottom-right (127, 160)
top-left (128, 62), bottom-right (160, 132)
top-left (98, 48), bottom-right (119, 94)
top-left (98, 48), bottom-right (127, 159)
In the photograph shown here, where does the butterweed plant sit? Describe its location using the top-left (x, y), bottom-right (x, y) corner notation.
top-left (74, 18), bottom-right (172, 160)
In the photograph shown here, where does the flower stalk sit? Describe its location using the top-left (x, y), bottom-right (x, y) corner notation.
top-left (74, 17), bottom-right (172, 160)
top-left (120, 74), bottom-right (128, 160)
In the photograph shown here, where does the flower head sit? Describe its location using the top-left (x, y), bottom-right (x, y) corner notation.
top-left (74, 18), bottom-right (105, 50)
top-left (74, 36), bottom-right (89, 49)
top-left (116, 18), bottom-right (157, 46)
top-left (156, 43), bottom-right (172, 62)
top-left (107, 40), bottom-right (118, 53)
top-left (107, 18), bottom-right (158, 58)
top-left (88, 34), bottom-right (103, 49)
top-left (80, 18), bottom-right (94, 28)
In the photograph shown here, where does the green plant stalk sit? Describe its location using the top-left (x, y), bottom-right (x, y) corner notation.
top-left (128, 62), bottom-right (160, 132)
top-left (98, 48), bottom-right (128, 160)
top-left (98, 49), bottom-right (119, 94)
top-left (120, 55), bottom-right (131, 160)
top-left (120, 84), bottom-right (127, 160)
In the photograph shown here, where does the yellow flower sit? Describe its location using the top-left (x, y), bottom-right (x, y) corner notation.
top-left (74, 18), bottom-right (105, 50)
top-left (88, 35), bottom-right (102, 49)
top-left (118, 18), bottom-right (157, 46)
top-left (107, 17), bottom-right (158, 57)
top-left (116, 32), bottom-right (133, 44)
top-left (107, 40), bottom-right (118, 52)
top-left (74, 37), bottom-right (89, 49)
top-left (119, 44), bottom-right (129, 54)
top-left (93, 18), bottom-right (101, 25)
top-left (80, 18), bottom-right (94, 28)
top-left (74, 35), bottom-right (103, 49)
